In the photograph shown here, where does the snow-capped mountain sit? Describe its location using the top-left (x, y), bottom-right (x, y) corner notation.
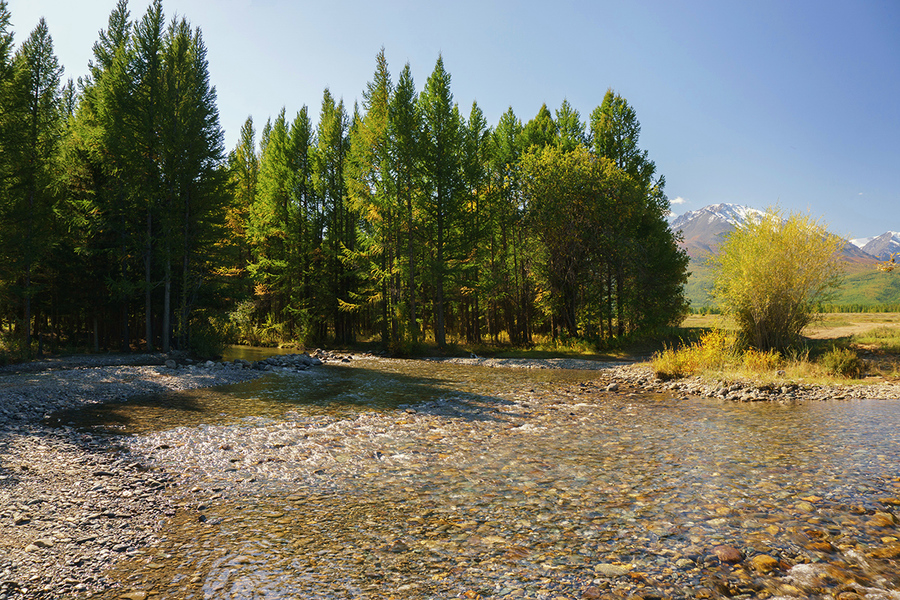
top-left (850, 231), bottom-right (900, 260)
top-left (667, 203), bottom-right (767, 258)
top-left (668, 203), bottom-right (878, 262)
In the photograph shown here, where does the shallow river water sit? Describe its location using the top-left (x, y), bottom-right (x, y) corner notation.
top-left (71, 358), bottom-right (900, 599)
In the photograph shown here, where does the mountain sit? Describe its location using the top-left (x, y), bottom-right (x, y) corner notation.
top-left (669, 203), bottom-right (886, 308)
top-left (669, 202), bottom-right (878, 263)
top-left (851, 231), bottom-right (900, 260)
top-left (668, 203), bottom-right (766, 258)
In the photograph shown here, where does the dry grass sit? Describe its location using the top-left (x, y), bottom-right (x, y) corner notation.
top-left (653, 312), bottom-right (900, 384)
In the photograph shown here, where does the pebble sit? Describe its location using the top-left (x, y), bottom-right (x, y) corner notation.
top-left (3, 353), bottom-right (900, 599)
top-left (712, 545), bottom-right (743, 563)
top-left (750, 555), bottom-right (780, 573)
top-left (0, 353), bottom-right (269, 599)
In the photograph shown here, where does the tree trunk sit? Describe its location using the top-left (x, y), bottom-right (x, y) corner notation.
top-left (145, 209), bottom-right (153, 352)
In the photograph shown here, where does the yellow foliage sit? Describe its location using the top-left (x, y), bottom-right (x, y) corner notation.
top-left (742, 348), bottom-right (782, 372)
top-left (651, 329), bottom-right (736, 380)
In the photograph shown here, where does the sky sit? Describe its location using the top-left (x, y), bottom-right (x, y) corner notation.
top-left (7, 0), bottom-right (900, 239)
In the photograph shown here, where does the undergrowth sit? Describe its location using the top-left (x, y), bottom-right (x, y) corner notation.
top-left (651, 328), bottom-right (873, 382)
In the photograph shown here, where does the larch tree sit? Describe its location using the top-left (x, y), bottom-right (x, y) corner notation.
top-left (388, 62), bottom-right (421, 344)
top-left (159, 17), bottom-right (226, 351)
top-left (225, 116), bottom-right (259, 297)
top-left (346, 48), bottom-right (398, 345)
top-left (313, 89), bottom-right (353, 343)
top-left (417, 55), bottom-right (462, 348)
top-left (129, 0), bottom-right (166, 351)
top-left (460, 100), bottom-right (490, 343)
top-left (1, 18), bottom-right (63, 351)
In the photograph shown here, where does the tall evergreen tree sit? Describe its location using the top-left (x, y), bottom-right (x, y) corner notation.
top-left (417, 55), bottom-right (461, 348)
top-left (248, 108), bottom-right (293, 330)
top-left (287, 107), bottom-right (316, 335)
top-left (521, 103), bottom-right (557, 150)
top-left (346, 48), bottom-right (397, 345)
top-left (129, 0), bottom-right (166, 350)
top-left (225, 116), bottom-right (258, 296)
top-left (313, 89), bottom-right (353, 343)
top-left (554, 98), bottom-right (585, 152)
top-left (460, 100), bottom-right (490, 343)
top-left (0, 18), bottom-right (63, 350)
top-left (159, 17), bottom-right (226, 351)
top-left (62, 0), bottom-right (135, 351)
top-left (389, 62), bottom-right (421, 344)
top-left (487, 107), bottom-right (531, 343)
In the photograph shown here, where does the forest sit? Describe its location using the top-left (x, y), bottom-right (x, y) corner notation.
top-left (0, 0), bottom-right (689, 357)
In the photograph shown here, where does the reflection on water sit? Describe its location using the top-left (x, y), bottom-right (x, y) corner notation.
top-left (73, 359), bottom-right (900, 599)
top-left (220, 345), bottom-right (303, 363)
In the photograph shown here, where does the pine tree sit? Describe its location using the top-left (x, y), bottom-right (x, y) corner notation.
top-left (225, 116), bottom-right (258, 298)
top-left (61, 0), bottom-right (136, 351)
top-left (248, 108), bottom-right (293, 333)
top-left (287, 107), bottom-right (315, 336)
top-left (313, 89), bottom-right (353, 343)
top-left (389, 62), bottom-right (421, 344)
top-left (554, 98), bottom-right (585, 151)
top-left (160, 17), bottom-right (226, 351)
top-left (521, 104), bottom-right (557, 150)
top-left (460, 100), bottom-right (490, 343)
top-left (486, 107), bottom-right (529, 343)
top-left (1, 18), bottom-right (63, 350)
top-left (129, 0), bottom-right (166, 351)
top-left (417, 55), bottom-right (462, 348)
top-left (346, 48), bottom-right (397, 345)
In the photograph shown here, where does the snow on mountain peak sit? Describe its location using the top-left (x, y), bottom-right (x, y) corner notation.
top-left (669, 203), bottom-right (766, 230)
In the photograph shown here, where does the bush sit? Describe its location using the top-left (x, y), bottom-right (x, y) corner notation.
top-left (819, 347), bottom-right (865, 378)
top-left (651, 329), bottom-right (735, 380)
top-left (742, 348), bottom-right (782, 372)
top-left (709, 207), bottom-right (844, 352)
top-left (188, 314), bottom-right (228, 358)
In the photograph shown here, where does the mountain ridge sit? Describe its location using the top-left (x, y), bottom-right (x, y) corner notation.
top-left (668, 203), bottom-right (893, 308)
top-left (668, 203), bottom-right (883, 262)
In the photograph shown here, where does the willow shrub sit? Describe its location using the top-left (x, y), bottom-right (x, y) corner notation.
top-left (819, 347), bottom-right (865, 378)
top-left (652, 329), bottom-right (736, 380)
top-left (709, 208), bottom-right (844, 352)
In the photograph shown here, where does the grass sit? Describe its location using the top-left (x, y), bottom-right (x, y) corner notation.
top-left (650, 312), bottom-right (900, 385)
top-left (853, 326), bottom-right (900, 353)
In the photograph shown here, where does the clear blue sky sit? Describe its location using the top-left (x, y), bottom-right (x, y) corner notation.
top-left (8, 0), bottom-right (900, 238)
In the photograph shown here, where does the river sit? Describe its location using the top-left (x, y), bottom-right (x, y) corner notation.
top-left (69, 357), bottom-right (900, 599)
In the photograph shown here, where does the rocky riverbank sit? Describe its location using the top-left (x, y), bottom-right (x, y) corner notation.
top-left (0, 351), bottom-right (322, 600)
top-left (603, 363), bottom-right (900, 403)
top-left (0, 353), bottom-right (898, 599)
top-left (431, 355), bottom-right (900, 401)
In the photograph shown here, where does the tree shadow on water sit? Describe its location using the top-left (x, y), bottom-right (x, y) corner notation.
top-left (32, 363), bottom-right (523, 438)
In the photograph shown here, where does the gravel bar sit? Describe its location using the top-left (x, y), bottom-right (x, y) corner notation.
top-left (1, 353), bottom-right (898, 599)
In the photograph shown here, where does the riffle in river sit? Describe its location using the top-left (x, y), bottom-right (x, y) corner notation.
top-left (63, 357), bottom-right (900, 599)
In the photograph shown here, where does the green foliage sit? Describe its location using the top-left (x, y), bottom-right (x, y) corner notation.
top-left (187, 311), bottom-right (227, 358)
top-left (710, 208), bottom-right (844, 352)
top-left (819, 346), bottom-right (865, 378)
top-left (0, 9), bottom-right (690, 355)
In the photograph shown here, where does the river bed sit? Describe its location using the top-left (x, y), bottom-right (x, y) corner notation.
top-left (63, 357), bottom-right (900, 599)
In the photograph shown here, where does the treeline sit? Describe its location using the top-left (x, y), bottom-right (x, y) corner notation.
top-left (0, 0), bottom-right (689, 356)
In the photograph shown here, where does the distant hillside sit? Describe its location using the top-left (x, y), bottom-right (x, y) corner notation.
top-left (671, 203), bottom-right (891, 309)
